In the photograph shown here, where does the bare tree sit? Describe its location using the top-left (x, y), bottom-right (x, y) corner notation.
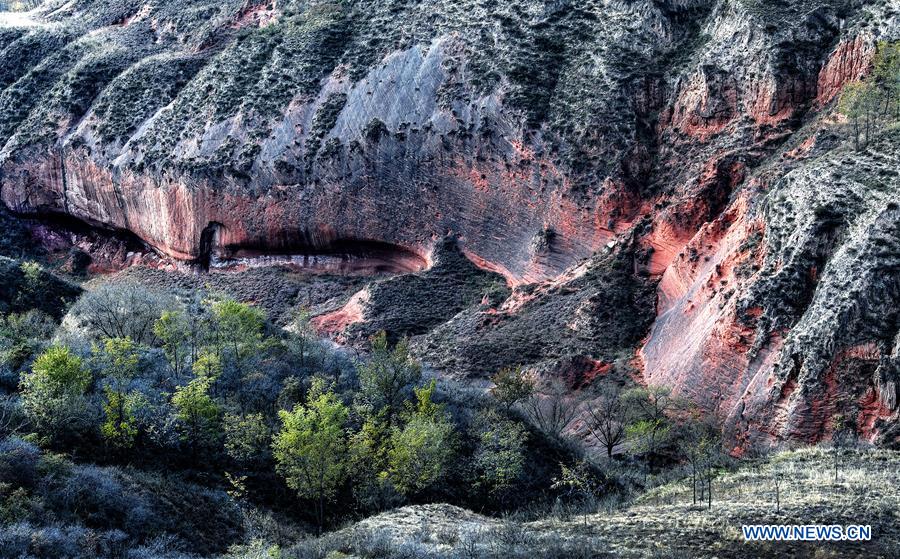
top-left (680, 414), bottom-right (720, 507)
top-left (584, 381), bottom-right (626, 458)
top-left (70, 282), bottom-right (175, 344)
top-left (830, 414), bottom-right (857, 484)
top-left (622, 385), bottom-right (682, 458)
top-left (0, 395), bottom-right (27, 438)
top-left (770, 462), bottom-right (785, 514)
top-left (523, 378), bottom-right (582, 440)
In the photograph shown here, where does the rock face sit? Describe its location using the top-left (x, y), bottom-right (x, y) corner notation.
top-left (1, 0), bottom-right (899, 447)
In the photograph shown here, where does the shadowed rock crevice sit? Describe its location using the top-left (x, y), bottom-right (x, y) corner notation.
top-left (209, 236), bottom-right (429, 277)
top-left (312, 237), bottom-right (508, 343)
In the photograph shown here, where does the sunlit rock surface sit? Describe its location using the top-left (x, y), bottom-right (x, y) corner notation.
top-left (1, 0), bottom-right (899, 447)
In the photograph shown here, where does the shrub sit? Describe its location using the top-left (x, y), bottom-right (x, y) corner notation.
top-left (19, 346), bottom-right (95, 438)
top-left (69, 282), bottom-right (174, 345)
top-left (0, 437), bottom-right (41, 489)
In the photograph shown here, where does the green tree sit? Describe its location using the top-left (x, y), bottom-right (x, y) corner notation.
top-left (193, 349), bottom-right (223, 386)
top-left (348, 408), bottom-right (399, 512)
top-left (385, 415), bottom-right (456, 496)
top-left (273, 379), bottom-right (349, 531)
top-left (840, 80), bottom-right (880, 151)
top-left (100, 388), bottom-right (147, 450)
top-left (873, 41), bottom-right (900, 118)
top-left (210, 299), bottom-right (266, 372)
top-left (224, 412), bottom-right (271, 464)
top-left (172, 377), bottom-right (220, 445)
top-left (94, 337), bottom-right (143, 450)
top-left (154, 310), bottom-right (191, 377)
top-left (385, 384), bottom-right (455, 496)
top-left (404, 380), bottom-right (442, 420)
top-left (490, 366), bottom-right (535, 413)
top-left (94, 337), bottom-right (139, 383)
top-left (19, 346), bottom-right (92, 437)
top-left (355, 331), bottom-right (421, 422)
top-left (289, 308), bottom-right (317, 367)
top-left (471, 409), bottom-right (527, 501)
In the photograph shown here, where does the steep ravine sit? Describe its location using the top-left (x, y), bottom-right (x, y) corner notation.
top-left (1, 0), bottom-right (899, 448)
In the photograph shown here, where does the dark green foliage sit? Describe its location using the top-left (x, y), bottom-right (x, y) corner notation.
top-left (304, 91), bottom-right (347, 165)
top-left (0, 40), bottom-right (92, 146)
top-left (0, 28), bottom-right (75, 91)
top-left (0, 440), bottom-right (243, 556)
top-left (363, 117), bottom-right (388, 143)
top-left (0, 259), bottom-right (613, 556)
top-left (0, 0), bottom-right (714, 186)
top-left (131, 4), bottom-right (352, 173)
top-left (0, 207), bottom-right (41, 260)
top-left (0, 257), bottom-right (81, 319)
top-left (0, 310), bottom-right (55, 374)
top-left (111, 265), bottom-right (368, 325)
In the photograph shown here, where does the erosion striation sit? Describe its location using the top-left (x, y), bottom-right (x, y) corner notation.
top-left (1, 0), bottom-right (899, 448)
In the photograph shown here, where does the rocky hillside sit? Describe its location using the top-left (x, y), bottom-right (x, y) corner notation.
top-left (1, 0), bottom-right (899, 449)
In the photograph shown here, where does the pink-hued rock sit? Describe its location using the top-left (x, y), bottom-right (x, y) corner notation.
top-left (1, 0), bottom-right (898, 448)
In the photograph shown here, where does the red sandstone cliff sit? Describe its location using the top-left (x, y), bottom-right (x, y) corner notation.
top-left (1, 0), bottom-right (898, 447)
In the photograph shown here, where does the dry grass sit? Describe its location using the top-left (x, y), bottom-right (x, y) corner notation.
top-left (264, 447), bottom-right (900, 559)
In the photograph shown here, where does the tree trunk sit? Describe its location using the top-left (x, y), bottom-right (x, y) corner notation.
top-left (317, 496), bottom-right (325, 536)
top-left (692, 468), bottom-right (697, 505)
top-left (834, 449), bottom-right (839, 483)
top-left (775, 481), bottom-right (780, 514)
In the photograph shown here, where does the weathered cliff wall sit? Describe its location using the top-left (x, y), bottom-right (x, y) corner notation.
top-left (1, 0), bottom-right (899, 446)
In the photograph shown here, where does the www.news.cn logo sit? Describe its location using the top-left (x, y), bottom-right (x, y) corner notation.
top-left (742, 525), bottom-right (871, 542)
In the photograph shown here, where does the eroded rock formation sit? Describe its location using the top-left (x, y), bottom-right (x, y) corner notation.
top-left (1, 0), bottom-right (899, 447)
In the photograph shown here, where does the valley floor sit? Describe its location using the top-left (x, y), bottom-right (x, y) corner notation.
top-left (255, 448), bottom-right (899, 559)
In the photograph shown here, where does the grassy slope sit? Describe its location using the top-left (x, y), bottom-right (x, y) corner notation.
top-left (266, 448), bottom-right (900, 559)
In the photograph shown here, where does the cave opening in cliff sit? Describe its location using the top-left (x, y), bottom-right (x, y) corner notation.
top-left (205, 236), bottom-right (428, 276)
top-left (197, 222), bottom-right (223, 273)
